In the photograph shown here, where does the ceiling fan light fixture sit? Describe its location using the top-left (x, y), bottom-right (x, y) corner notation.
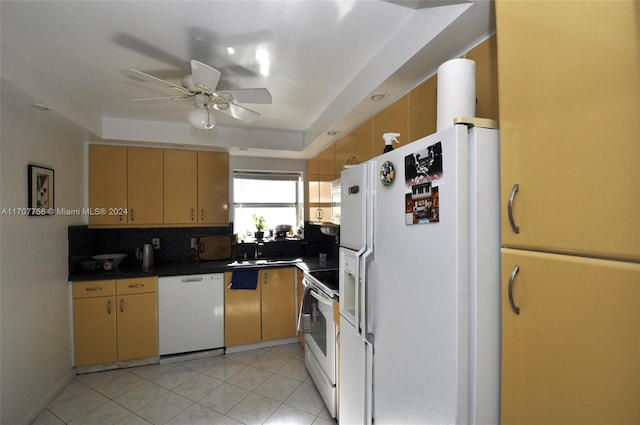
top-left (188, 106), bottom-right (216, 130)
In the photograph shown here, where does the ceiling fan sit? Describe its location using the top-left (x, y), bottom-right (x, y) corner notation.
top-left (122, 60), bottom-right (272, 130)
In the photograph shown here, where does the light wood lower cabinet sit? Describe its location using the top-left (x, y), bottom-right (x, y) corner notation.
top-left (72, 281), bottom-right (117, 365)
top-left (261, 267), bottom-right (297, 341)
top-left (224, 272), bottom-right (262, 347)
top-left (72, 277), bottom-right (158, 366)
top-left (224, 267), bottom-right (297, 347)
top-left (297, 273), bottom-right (305, 344)
top-left (501, 249), bottom-right (640, 424)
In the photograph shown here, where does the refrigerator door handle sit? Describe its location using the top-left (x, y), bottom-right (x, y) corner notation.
top-left (365, 338), bottom-right (374, 425)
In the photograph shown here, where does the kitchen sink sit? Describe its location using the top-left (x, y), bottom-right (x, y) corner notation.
top-left (227, 258), bottom-right (302, 268)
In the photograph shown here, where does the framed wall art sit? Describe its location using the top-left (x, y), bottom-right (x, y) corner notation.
top-left (28, 164), bottom-right (55, 215)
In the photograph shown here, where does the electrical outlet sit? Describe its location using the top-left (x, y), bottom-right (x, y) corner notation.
top-left (190, 238), bottom-right (196, 249)
top-left (152, 238), bottom-right (160, 249)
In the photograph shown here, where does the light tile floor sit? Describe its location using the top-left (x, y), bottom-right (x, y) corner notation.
top-left (32, 343), bottom-right (336, 425)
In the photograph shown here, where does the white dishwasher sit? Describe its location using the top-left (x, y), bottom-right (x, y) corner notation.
top-left (158, 273), bottom-right (224, 356)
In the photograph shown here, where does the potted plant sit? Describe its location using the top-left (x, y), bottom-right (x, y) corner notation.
top-left (253, 215), bottom-right (266, 240)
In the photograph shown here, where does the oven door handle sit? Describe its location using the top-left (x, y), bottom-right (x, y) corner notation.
top-left (309, 288), bottom-right (333, 307)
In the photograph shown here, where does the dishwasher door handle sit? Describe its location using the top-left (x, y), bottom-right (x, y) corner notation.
top-left (181, 277), bottom-right (204, 283)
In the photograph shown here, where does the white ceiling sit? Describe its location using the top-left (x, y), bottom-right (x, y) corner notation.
top-left (0, 0), bottom-right (495, 159)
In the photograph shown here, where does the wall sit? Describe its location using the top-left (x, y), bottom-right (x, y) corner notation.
top-left (0, 79), bottom-right (87, 425)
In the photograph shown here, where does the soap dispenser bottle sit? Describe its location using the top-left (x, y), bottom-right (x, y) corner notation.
top-left (382, 132), bottom-right (400, 153)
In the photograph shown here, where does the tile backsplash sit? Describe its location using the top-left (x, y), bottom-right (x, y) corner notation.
top-left (68, 222), bottom-right (338, 277)
top-left (68, 224), bottom-right (232, 275)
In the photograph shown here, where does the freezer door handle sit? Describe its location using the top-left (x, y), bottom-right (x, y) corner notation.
top-left (348, 185), bottom-right (360, 194)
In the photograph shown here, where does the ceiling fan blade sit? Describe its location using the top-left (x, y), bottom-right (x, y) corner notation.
top-left (131, 95), bottom-right (193, 103)
top-left (220, 88), bottom-right (272, 104)
top-left (190, 60), bottom-right (221, 93)
top-left (122, 69), bottom-right (190, 94)
top-left (214, 102), bottom-right (260, 123)
top-left (113, 33), bottom-right (186, 70)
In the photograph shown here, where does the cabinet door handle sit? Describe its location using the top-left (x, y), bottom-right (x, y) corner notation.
top-left (507, 183), bottom-right (520, 234)
top-left (318, 209), bottom-right (323, 220)
top-left (128, 283), bottom-right (144, 288)
top-left (107, 299), bottom-right (112, 315)
top-left (85, 287), bottom-right (102, 292)
top-left (119, 298), bottom-right (124, 313)
top-left (201, 208), bottom-right (204, 221)
top-left (191, 208), bottom-right (195, 221)
top-left (508, 264), bottom-right (521, 315)
top-left (130, 208), bottom-right (135, 222)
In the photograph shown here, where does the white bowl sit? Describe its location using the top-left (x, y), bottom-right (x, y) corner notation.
top-left (92, 254), bottom-right (127, 270)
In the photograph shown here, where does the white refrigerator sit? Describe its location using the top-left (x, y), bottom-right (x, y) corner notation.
top-left (339, 123), bottom-right (500, 424)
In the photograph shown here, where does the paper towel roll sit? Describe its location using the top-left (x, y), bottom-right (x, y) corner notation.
top-left (437, 58), bottom-right (476, 131)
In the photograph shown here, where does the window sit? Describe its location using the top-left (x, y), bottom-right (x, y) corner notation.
top-left (233, 170), bottom-right (304, 239)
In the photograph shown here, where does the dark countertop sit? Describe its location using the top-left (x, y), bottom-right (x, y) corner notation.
top-left (68, 256), bottom-right (338, 282)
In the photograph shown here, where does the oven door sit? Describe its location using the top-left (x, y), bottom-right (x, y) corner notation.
top-left (302, 279), bottom-right (337, 416)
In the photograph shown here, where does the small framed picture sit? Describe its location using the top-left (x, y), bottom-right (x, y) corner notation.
top-left (28, 164), bottom-right (55, 215)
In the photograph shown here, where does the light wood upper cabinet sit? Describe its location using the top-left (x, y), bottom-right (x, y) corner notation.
top-left (164, 149), bottom-right (198, 224)
top-left (127, 147), bottom-right (163, 225)
top-left (335, 120), bottom-right (374, 171)
top-left (89, 146), bottom-right (229, 227)
top-left (307, 152), bottom-right (331, 223)
top-left (318, 144), bottom-right (338, 182)
top-left (466, 34), bottom-right (499, 123)
top-left (88, 145), bottom-right (128, 225)
top-left (261, 267), bottom-right (296, 341)
top-left (407, 35), bottom-right (498, 144)
top-left (334, 136), bottom-right (352, 172)
top-left (501, 249), bottom-right (640, 425)
top-left (408, 76), bottom-right (437, 143)
top-left (372, 94), bottom-right (409, 149)
top-left (496, 0), bottom-right (640, 260)
top-left (198, 151), bottom-right (229, 225)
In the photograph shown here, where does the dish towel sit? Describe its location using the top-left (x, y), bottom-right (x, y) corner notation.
top-left (230, 270), bottom-right (259, 290)
top-left (297, 285), bottom-right (313, 333)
